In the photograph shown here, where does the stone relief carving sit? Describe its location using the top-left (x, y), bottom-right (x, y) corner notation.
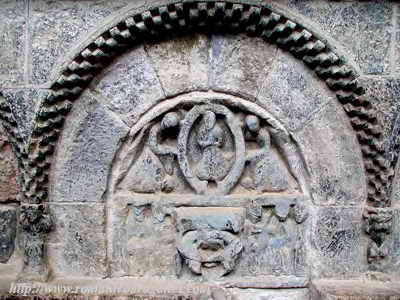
top-left (363, 207), bottom-right (393, 271)
top-left (0, 207), bottom-right (17, 263)
top-left (18, 204), bottom-right (52, 282)
top-left (110, 93), bottom-right (309, 282)
top-left (175, 208), bottom-right (244, 279)
top-left (0, 0), bottom-right (387, 281)
top-left (117, 99), bottom-right (302, 197)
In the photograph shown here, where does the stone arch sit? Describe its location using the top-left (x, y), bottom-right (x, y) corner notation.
top-left (11, 0), bottom-right (387, 208)
top-left (2, 0), bottom-right (390, 281)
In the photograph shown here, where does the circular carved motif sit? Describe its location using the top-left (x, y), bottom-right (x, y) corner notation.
top-left (178, 104), bottom-right (245, 195)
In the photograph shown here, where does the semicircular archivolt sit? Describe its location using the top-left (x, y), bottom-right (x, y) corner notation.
top-left (3, 0), bottom-right (388, 207)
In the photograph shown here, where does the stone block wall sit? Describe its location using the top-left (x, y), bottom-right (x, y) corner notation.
top-left (0, 1), bottom-right (399, 299)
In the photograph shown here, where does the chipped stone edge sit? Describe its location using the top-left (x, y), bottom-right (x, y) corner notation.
top-left (0, 0), bottom-right (391, 281)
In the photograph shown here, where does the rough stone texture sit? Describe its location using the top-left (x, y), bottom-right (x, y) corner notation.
top-left (396, 31), bottom-right (400, 74)
top-left (47, 203), bottom-right (106, 277)
top-left (0, 126), bottom-right (19, 202)
top-left (0, 0), bottom-right (26, 87)
top-left (311, 206), bottom-right (366, 278)
top-left (0, 0), bottom-right (399, 298)
top-left (391, 158), bottom-right (400, 206)
top-left (277, 0), bottom-right (393, 74)
top-left (389, 208), bottom-right (400, 276)
top-left (210, 34), bottom-right (278, 100)
top-left (92, 45), bottom-right (165, 127)
top-left (229, 288), bottom-right (310, 300)
top-left (257, 49), bottom-right (336, 132)
top-left (1, 88), bottom-right (48, 143)
top-left (358, 77), bottom-right (400, 161)
top-left (52, 90), bottom-right (128, 203)
top-left (389, 157), bottom-right (400, 275)
top-left (293, 102), bottom-right (366, 206)
top-left (30, 0), bottom-right (131, 85)
top-left (0, 205), bottom-right (17, 264)
top-left (0, 205), bottom-right (20, 281)
top-left (145, 34), bottom-right (210, 97)
top-left (311, 279), bottom-right (400, 300)
top-left (109, 96), bottom-right (309, 281)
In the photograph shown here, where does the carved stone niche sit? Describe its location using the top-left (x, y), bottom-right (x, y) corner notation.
top-left (107, 92), bottom-right (310, 286)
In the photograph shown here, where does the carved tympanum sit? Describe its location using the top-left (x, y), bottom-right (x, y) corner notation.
top-left (111, 92), bottom-right (309, 281)
top-left (117, 96), bottom-right (302, 196)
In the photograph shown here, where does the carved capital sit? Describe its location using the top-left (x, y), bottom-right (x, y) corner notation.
top-left (363, 207), bottom-right (393, 271)
top-left (17, 203), bottom-right (52, 282)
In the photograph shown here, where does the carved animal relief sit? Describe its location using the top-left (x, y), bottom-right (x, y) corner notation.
top-left (109, 92), bottom-right (310, 283)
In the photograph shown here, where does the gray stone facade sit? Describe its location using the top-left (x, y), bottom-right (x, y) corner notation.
top-left (0, 1), bottom-right (399, 299)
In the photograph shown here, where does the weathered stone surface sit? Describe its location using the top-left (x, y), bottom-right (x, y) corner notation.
top-left (358, 77), bottom-right (400, 161)
top-left (357, 22), bottom-right (392, 75)
top-left (391, 158), bottom-right (400, 206)
top-left (0, 0), bottom-right (26, 87)
top-left (389, 208), bottom-right (400, 275)
top-left (312, 279), bottom-right (400, 300)
top-left (123, 207), bottom-right (177, 278)
top-left (0, 0), bottom-right (399, 296)
top-left (0, 206), bottom-right (17, 264)
top-left (1, 88), bottom-right (48, 143)
top-left (210, 34), bottom-right (278, 100)
top-left (293, 102), bottom-right (366, 206)
top-left (0, 205), bottom-right (21, 280)
top-left (278, 0), bottom-right (393, 74)
top-left (396, 31), bottom-right (400, 74)
top-left (311, 206), bottom-right (365, 278)
top-left (109, 95), bottom-right (309, 282)
top-left (19, 204), bottom-right (53, 282)
top-left (30, 0), bottom-right (131, 84)
top-left (229, 287), bottom-right (310, 300)
top-left (52, 91), bottom-right (128, 203)
top-left (0, 126), bottom-right (19, 203)
top-left (0, 205), bottom-right (20, 281)
top-left (92, 45), bottom-right (165, 127)
top-left (145, 34), bottom-right (210, 97)
top-left (48, 203), bottom-right (106, 277)
top-left (257, 50), bottom-right (335, 132)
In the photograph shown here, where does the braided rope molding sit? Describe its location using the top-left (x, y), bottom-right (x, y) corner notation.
top-left (4, 0), bottom-right (390, 207)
